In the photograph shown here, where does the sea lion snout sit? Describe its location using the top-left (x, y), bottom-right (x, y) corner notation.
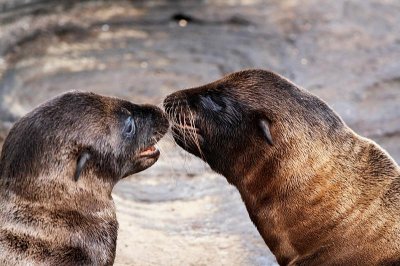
top-left (125, 104), bottom-right (169, 177)
top-left (137, 104), bottom-right (170, 137)
top-left (164, 85), bottom-right (259, 180)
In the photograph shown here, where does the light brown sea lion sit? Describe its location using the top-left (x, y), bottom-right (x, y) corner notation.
top-left (0, 91), bottom-right (169, 265)
top-left (164, 69), bottom-right (400, 265)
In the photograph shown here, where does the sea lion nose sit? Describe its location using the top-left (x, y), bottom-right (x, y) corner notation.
top-left (140, 104), bottom-right (170, 130)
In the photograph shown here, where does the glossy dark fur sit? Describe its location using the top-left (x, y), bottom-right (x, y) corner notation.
top-left (0, 92), bottom-right (169, 265)
top-left (164, 69), bottom-right (400, 265)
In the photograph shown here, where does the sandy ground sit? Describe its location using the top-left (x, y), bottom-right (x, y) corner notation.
top-left (0, 0), bottom-right (399, 265)
top-left (113, 140), bottom-right (276, 265)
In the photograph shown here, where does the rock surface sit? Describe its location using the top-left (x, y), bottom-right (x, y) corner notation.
top-left (0, 0), bottom-right (399, 265)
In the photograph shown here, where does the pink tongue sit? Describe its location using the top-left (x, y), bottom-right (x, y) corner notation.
top-left (144, 146), bottom-right (155, 152)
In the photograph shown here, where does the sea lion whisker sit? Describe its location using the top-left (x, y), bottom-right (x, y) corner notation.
top-left (188, 108), bottom-right (205, 159)
top-left (179, 105), bottom-right (189, 149)
top-left (182, 108), bottom-right (197, 146)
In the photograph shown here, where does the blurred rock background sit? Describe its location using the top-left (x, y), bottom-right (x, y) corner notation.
top-left (0, 0), bottom-right (399, 265)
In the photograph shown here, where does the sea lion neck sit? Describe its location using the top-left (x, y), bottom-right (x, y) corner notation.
top-left (235, 134), bottom-right (337, 203)
top-left (234, 132), bottom-right (400, 264)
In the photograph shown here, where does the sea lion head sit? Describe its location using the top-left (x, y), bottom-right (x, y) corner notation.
top-left (164, 69), bottom-right (344, 183)
top-left (0, 91), bottom-right (169, 189)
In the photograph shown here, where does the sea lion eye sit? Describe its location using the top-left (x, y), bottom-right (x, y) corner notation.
top-left (123, 116), bottom-right (136, 136)
top-left (201, 95), bottom-right (223, 111)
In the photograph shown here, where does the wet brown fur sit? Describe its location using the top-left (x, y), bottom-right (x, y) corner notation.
top-left (164, 69), bottom-right (400, 265)
top-left (0, 92), bottom-right (169, 265)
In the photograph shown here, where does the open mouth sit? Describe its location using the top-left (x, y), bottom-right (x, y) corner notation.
top-left (138, 145), bottom-right (160, 158)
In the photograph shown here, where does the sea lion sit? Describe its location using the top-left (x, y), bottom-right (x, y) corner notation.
top-left (0, 91), bottom-right (169, 265)
top-left (163, 69), bottom-right (400, 265)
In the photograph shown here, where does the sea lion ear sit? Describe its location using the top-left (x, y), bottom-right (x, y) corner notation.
top-left (258, 119), bottom-right (273, 146)
top-left (74, 151), bottom-right (91, 181)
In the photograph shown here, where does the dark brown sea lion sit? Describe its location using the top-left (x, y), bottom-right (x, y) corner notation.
top-left (0, 91), bottom-right (169, 265)
top-left (164, 69), bottom-right (400, 265)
